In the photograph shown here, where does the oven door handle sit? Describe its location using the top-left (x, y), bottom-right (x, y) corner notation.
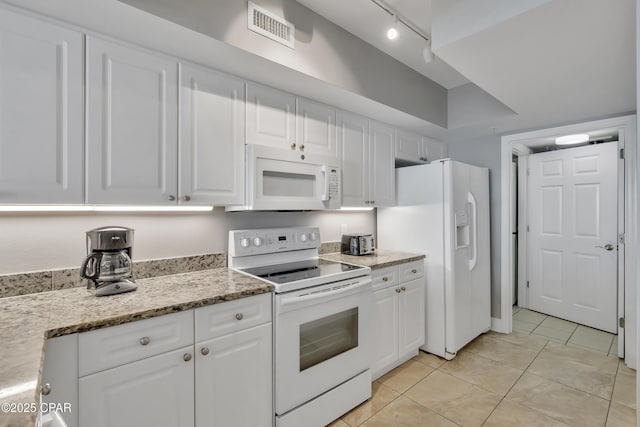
top-left (279, 277), bottom-right (372, 311)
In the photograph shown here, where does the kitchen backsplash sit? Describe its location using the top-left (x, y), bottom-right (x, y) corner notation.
top-left (0, 241), bottom-right (342, 298)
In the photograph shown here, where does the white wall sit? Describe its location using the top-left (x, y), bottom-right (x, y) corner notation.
top-left (0, 210), bottom-right (374, 274)
top-left (448, 136), bottom-right (503, 318)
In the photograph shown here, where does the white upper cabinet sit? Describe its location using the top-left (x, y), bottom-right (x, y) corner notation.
top-left (395, 130), bottom-right (426, 164)
top-left (86, 36), bottom-right (178, 205)
top-left (296, 97), bottom-right (338, 161)
top-left (180, 63), bottom-right (245, 206)
top-left (369, 121), bottom-right (395, 206)
top-left (246, 82), bottom-right (295, 149)
top-left (338, 111), bottom-right (369, 206)
top-left (0, 9), bottom-right (83, 204)
top-left (422, 136), bottom-right (447, 163)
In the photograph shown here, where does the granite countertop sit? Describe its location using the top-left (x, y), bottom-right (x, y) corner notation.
top-left (321, 249), bottom-right (426, 269)
top-left (0, 268), bottom-right (273, 427)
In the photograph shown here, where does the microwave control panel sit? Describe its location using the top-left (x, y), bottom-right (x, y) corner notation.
top-left (328, 168), bottom-right (339, 199)
top-left (229, 227), bottom-right (321, 257)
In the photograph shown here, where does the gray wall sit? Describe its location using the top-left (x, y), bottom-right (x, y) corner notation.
top-left (448, 136), bottom-right (502, 318)
top-left (119, 0), bottom-right (448, 127)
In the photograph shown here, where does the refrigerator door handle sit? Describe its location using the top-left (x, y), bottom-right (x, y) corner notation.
top-left (468, 191), bottom-right (478, 271)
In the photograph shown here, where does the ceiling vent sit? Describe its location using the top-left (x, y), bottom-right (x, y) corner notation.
top-left (248, 1), bottom-right (295, 49)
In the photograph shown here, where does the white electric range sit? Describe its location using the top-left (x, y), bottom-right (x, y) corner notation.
top-left (228, 226), bottom-right (373, 427)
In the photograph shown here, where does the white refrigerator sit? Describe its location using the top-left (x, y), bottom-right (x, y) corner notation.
top-left (377, 160), bottom-right (491, 360)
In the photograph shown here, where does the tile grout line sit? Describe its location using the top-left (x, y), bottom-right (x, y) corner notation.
top-left (603, 360), bottom-right (621, 426)
top-left (479, 338), bottom-right (552, 426)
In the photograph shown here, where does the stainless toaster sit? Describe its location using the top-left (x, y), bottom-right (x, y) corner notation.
top-left (341, 233), bottom-right (375, 256)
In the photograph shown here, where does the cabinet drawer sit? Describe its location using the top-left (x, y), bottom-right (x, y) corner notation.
top-left (79, 311), bottom-right (193, 376)
top-left (372, 265), bottom-right (398, 291)
top-left (195, 293), bottom-right (271, 342)
top-left (399, 260), bottom-right (424, 282)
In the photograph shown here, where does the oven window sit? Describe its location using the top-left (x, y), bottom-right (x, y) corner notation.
top-left (299, 308), bottom-right (358, 371)
top-left (263, 171), bottom-right (315, 197)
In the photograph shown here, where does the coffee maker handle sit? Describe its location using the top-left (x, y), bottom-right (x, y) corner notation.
top-left (80, 253), bottom-right (102, 281)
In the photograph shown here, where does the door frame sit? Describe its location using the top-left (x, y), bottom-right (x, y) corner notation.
top-left (498, 115), bottom-right (637, 368)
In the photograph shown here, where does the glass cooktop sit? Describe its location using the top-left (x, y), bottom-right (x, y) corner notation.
top-left (239, 258), bottom-right (365, 285)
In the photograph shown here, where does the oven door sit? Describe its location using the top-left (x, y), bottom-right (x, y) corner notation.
top-left (241, 144), bottom-right (341, 211)
top-left (274, 276), bottom-right (372, 415)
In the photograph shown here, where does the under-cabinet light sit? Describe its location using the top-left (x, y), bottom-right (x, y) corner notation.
top-left (339, 207), bottom-right (375, 211)
top-left (0, 205), bottom-right (214, 213)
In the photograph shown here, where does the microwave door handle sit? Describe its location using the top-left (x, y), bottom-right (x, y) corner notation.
top-left (320, 165), bottom-right (330, 201)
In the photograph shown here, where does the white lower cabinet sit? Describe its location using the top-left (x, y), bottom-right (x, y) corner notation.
top-left (79, 346), bottom-right (195, 427)
top-left (196, 323), bottom-right (272, 427)
top-left (371, 261), bottom-right (425, 379)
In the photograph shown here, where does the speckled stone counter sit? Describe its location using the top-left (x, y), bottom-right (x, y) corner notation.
top-left (0, 268), bottom-right (272, 427)
top-left (321, 250), bottom-right (425, 269)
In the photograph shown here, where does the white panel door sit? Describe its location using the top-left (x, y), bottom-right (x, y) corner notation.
top-left (195, 323), bottom-right (272, 427)
top-left (395, 130), bottom-right (424, 163)
top-left (398, 278), bottom-right (426, 359)
top-left (86, 36), bottom-right (178, 205)
top-left (369, 121), bottom-right (395, 206)
top-left (338, 111), bottom-right (369, 206)
top-left (296, 97), bottom-right (338, 161)
top-left (0, 9), bottom-right (83, 203)
top-left (372, 287), bottom-right (398, 377)
top-left (422, 136), bottom-right (447, 162)
top-left (79, 346), bottom-right (194, 427)
top-left (246, 82), bottom-right (295, 149)
top-left (528, 143), bottom-right (618, 332)
top-left (180, 63), bottom-right (245, 206)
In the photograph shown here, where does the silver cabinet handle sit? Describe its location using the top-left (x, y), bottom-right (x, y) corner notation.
top-left (201, 347), bottom-right (210, 356)
top-left (139, 337), bottom-right (150, 346)
top-left (291, 143), bottom-right (296, 149)
top-left (182, 195), bottom-right (191, 202)
top-left (183, 353), bottom-right (192, 362)
top-left (595, 244), bottom-right (615, 251)
top-left (382, 277), bottom-right (389, 282)
top-left (41, 383), bottom-right (51, 396)
top-left (168, 195), bottom-right (176, 201)
top-left (401, 286), bottom-right (406, 291)
top-left (299, 144), bottom-right (305, 151)
top-left (395, 288), bottom-right (401, 293)
top-left (235, 313), bottom-right (244, 320)
top-left (412, 269), bottom-right (417, 273)
top-left (371, 200), bottom-right (375, 204)
top-left (300, 154), bottom-right (305, 160)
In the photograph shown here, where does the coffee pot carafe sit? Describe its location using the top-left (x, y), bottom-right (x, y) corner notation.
top-left (80, 226), bottom-right (137, 296)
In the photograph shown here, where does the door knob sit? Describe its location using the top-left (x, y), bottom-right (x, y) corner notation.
top-left (595, 244), bottom-right (615, 251)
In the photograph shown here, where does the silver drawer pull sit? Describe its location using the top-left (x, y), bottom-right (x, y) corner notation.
top-left (41, 383), bottom-right (51, 396)
top-left (201, 347), bottom-right (210, 356)
top-left (395, 288), bottom-right (401, 293)
top-left (139, 337), bottom-right (150, 346)
top-left (183, 353), bottom-right (192, 362)
top-left (411, 269), bottom-right (417, 273)
top-left (235, 313), bottom-right (244, 320)
top-left (401, 286), bottom-right (406, 291)
top-left (382, 277), bottom-right (389, 282)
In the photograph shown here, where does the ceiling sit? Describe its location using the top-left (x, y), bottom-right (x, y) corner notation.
top-left (296, 0), bottom-right (636, 140)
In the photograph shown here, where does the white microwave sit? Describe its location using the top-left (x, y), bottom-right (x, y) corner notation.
top-left (228, 144), bottom-right (341, 211)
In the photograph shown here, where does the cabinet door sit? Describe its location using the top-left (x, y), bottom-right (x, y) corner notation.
top-left (246, 82), bottom-right (295, 149)
top-left (369, 121), bottom-right (396, 206)
top-left (0, 9), bottom-right (83, 203)
top-left (398, 278), bottom-right (425, 359)
top-left (86, 36), bottom-right (178, 205)
top-left (422, 136), bottom-right (447, 162)
top-left (372, 287), bottom-right (399, 377)
top-left (180, 64), bottom-right (245, 205)
top-left (338, 111), bottom-right (369, 207)
top-left (296, 97), bottom-right (338, 161)
top-left (196, 323), bottom-right (272, 427)
top-left (395, 130), bottom-right (425, 163)
top-left (79, 346), bottom-right (194, 427)
top-left (42, 335), bottom-right (78, 427)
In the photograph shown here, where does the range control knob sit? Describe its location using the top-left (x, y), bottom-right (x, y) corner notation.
top-left (240, 238), bottom-right (250, 248)
top-left (253, 237), bottom-right (263, 247)
top-left (310, 231), bottom-right (318, 241)
top-left (300, 233), bottom-right (308, 242)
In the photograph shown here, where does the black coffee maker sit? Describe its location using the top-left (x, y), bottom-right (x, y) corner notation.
top-left (80, 226), bottom-right (137, 296)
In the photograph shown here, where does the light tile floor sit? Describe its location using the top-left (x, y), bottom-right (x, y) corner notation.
top-left (328, 323), bottom-right (636, 426)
